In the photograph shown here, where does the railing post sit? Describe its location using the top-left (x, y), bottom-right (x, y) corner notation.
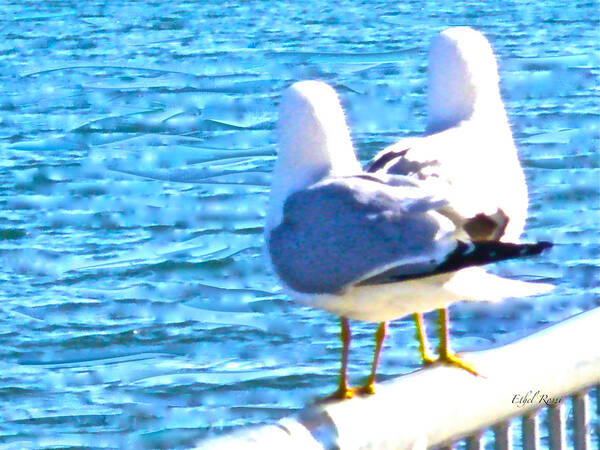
top-left (596, 387), bottom-right (600, 442)
top-left (522, 411), bottom-right (539, 450)
top-left (493, 421), bottom-right (511, 450)
top-left (548, 403), bottom-right (566, 450)
top-left (466, 432), bottom-right (483, 450)
top-left (572, 391), bottom-right (590, 450)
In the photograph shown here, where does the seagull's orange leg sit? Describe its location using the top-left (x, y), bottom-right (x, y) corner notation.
top-left (356, 321), bottom-right (387, 395)
top-left (321, 317), bottom-right (355, 401)
top-left (437, 308), bottom-right (479, 376)
top-left (413, 313), bottom-right (436, 365)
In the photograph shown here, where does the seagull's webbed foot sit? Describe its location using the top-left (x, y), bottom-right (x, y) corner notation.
top-left (318, 385), bottom-right (356, 403)
top-left (438, 349), bottom-right (479, 376)
top-left (321, 320), bottom-right (387, 401)
top-left (354, 382), bottom-right (375, 396)
top-left (436, 308), bottom-right (481, 377)
top-left (421, 350), bottom-right (437, 366)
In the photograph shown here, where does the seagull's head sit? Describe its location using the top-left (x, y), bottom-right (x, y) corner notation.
top-left (266, 81), bottom-right (361, 231)
top-left (276, 80), bottom-right (359, 178)
top-left (426, 27), bottom-right (504, 133)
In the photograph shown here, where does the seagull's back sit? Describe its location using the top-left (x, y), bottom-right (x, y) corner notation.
top-left (368, 27), bottom-right (528, 242)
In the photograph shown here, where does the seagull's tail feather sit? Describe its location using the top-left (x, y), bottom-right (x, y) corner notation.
top-left (443, 266), bottom-right (554, 302)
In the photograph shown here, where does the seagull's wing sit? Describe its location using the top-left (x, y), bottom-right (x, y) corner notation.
top-left (366, 139), bottom-right (438, 180)
top-left (268, 173), bottom-right (550, 296)
top-left (367, 135), bottom-right (511, 242)
top-left (268, 174), bottom-right (455, 295)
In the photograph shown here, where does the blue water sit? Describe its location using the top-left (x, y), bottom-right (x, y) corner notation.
top-left (1, 1), bottom-right (598, 448)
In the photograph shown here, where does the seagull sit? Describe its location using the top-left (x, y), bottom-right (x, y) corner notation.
top-left (368, 27), bottom-right (526, 242)
top-left (265, 80), bottom-right (552, 400)
top-left (367, 26), bottom-right (542, 379)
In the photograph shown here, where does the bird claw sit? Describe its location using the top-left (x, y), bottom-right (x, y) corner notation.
top-left (354, 382), bottom-right (376, 396)
top-left (438, 351), bottom-right (480, 376)
top-left (318, 386), bottom-right (356, 403)
top-left (319, 381), bottom-right (379, 403)
top-left (421, 353), bottom-right (437, 366)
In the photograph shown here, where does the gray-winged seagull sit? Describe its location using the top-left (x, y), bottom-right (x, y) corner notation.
top-left (266, 77), bottom-right (552, 399)
top-left (367, 27), bottom-right (544, 384)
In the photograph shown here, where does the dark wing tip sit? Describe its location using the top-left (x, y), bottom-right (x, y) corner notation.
top-left (356, 240), bottom-right (553, 287)
top-left (366, 148), bottom-right (410, 173)
top-left (440, 240), bottom-right (553, 273)
top-left (531, 241), bottom-right (553, 253)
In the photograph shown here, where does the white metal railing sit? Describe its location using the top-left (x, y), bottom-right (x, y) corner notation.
top-left (442, 386), bottom-right (599, 449)
top-left (199, 307), bottom-right (600, 449)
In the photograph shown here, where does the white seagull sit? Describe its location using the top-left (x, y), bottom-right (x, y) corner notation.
top-left (368, 27), bottom-right (527, 242)
top-left (266, 78), bottom-right (552, 400)
top-left (367, 26), bottom-right (544, 379)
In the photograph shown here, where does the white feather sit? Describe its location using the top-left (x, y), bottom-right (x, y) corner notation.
top-left (373, 27), bottom-right (528, 242)
top-left (266, 81), bottom-right (361, 233)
